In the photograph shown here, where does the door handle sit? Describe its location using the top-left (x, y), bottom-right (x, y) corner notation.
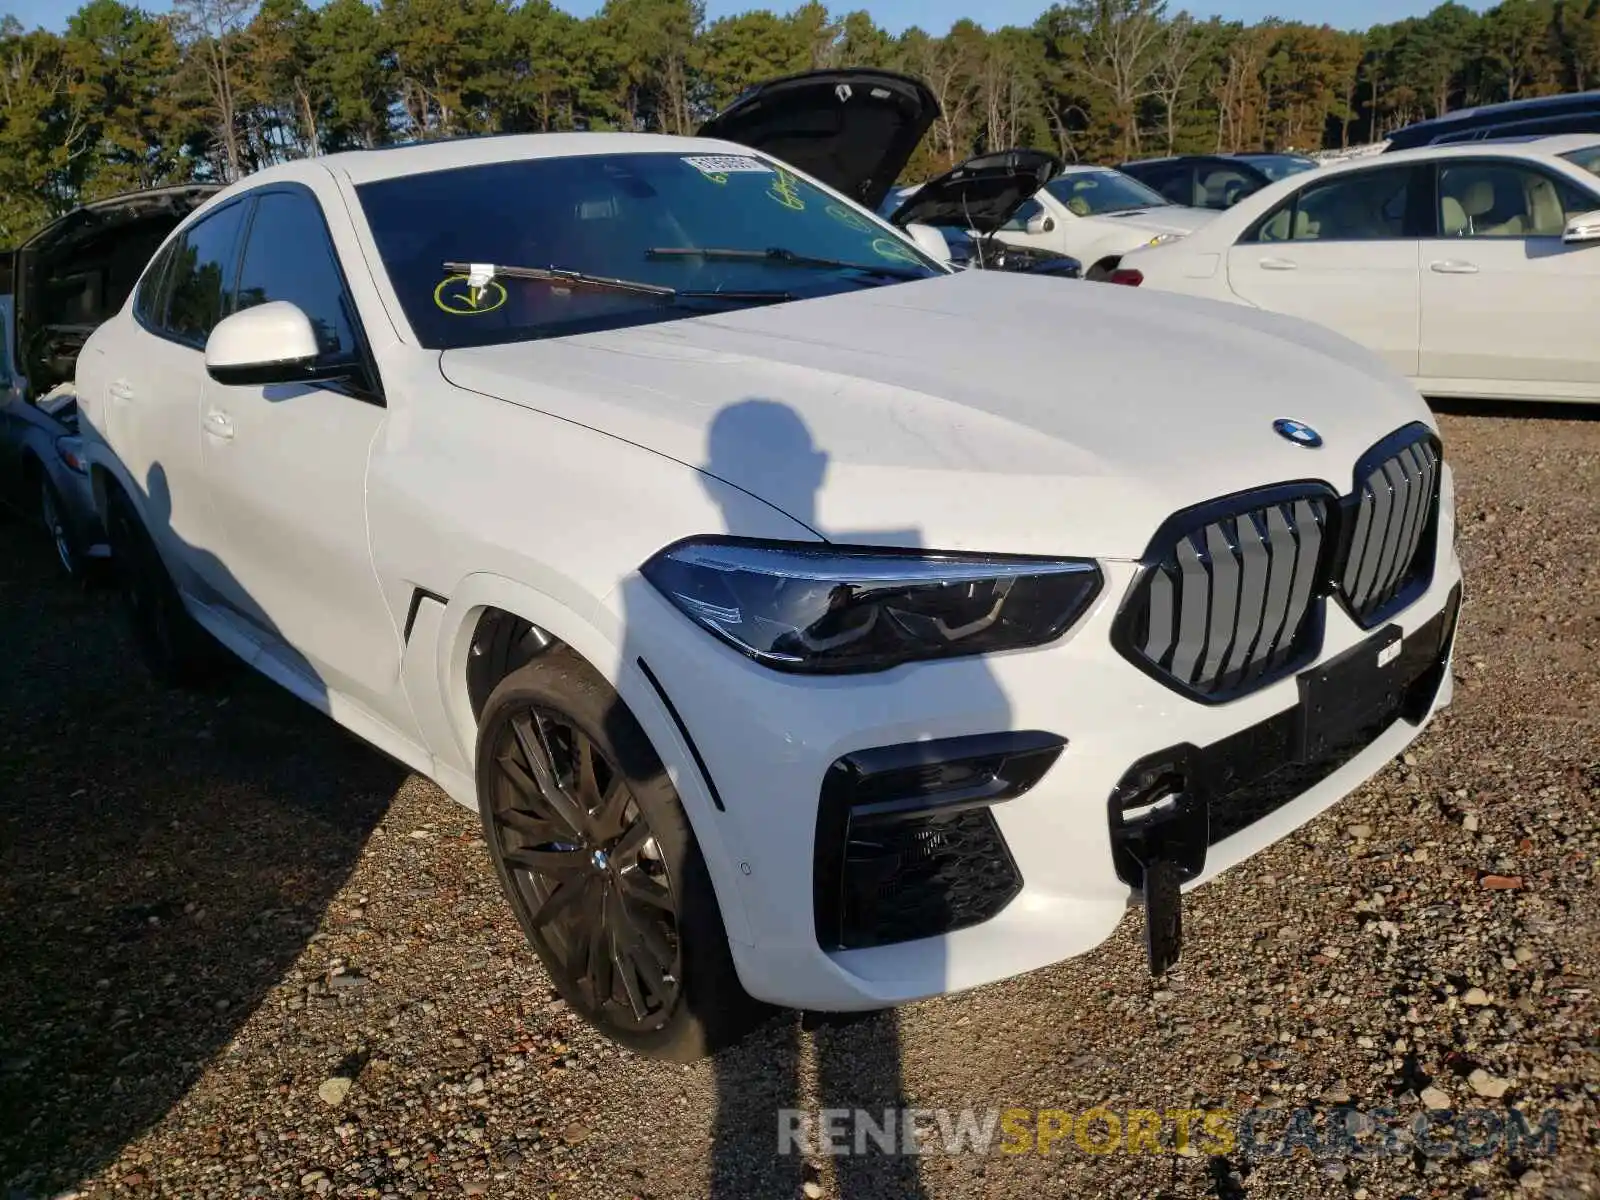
top-left (1258, 257), bottom-right (1297, 271)
top-left (203, 408), bottom-right (235, 440)
top-left (108, 379), bottom-right (134, 403)
top-left (1429, 259), bottom-right (1479, 274)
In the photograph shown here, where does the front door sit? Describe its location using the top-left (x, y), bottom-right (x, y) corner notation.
top-left (1226, 162), bottom-right (1424, 378)
top-left (1419, 158), bottom-right (1600, 397)
top-left (101, 198), bottom-right (250, 592)
top-left (198, 184), bottom-right (407, 725)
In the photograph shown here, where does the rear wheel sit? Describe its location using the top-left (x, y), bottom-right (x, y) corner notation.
top-left (475, 649), bottom-right (765, 1061)
top-left (103, 484), bottom-right (229, 687)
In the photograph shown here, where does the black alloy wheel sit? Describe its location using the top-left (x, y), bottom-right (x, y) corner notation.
top-left (486, 703), bottom-right (683, 1032)
top-left (474, 648), bottom-right (765, 1061)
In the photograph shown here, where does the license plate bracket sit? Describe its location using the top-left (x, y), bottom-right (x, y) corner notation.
top-left (1296, 623), bottom-right (1406, 761)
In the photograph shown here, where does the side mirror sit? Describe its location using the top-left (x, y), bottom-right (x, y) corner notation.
top-left (903, 223), bottom-right (952, 263)
top-left (204, 301), bottom-right (347, 387)
top-left (1026, 212), bottom-right (1055, 235)
top-left (1562, 209), bottom-right (1600, 244)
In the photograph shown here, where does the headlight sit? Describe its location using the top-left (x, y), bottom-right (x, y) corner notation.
top-left (641, 539), bottom-right (1103, 673)
top-left (54, 435), bottom-right (87, 474)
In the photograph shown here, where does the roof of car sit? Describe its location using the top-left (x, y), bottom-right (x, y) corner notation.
top-left (1316, 136), bottom-right (1600, 174)
top-left (1054, 163), bottom-right (1123, 176)
top-left (210, 131), bottom-right (757, 194)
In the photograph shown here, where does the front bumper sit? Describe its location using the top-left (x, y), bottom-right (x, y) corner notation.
top-left (627, 470), bottom-right (1462, 1011)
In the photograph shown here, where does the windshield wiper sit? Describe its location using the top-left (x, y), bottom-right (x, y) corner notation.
top-left (441, 261), bottom-right (793, 306)
top-left (645, 246), bottom-right (927, 281)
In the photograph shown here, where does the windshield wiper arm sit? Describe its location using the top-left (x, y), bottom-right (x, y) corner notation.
top-left (441, 261), bottom-right (793, 306)
top-left (645, 246), bottom-right (926, 280)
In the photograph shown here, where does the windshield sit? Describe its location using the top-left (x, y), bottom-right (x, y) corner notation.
top-left (355, 151), bottom-right (944, 350)
top-left (1044, 170), bottom-right (1169, 216)
top-left (1239, 154), bottom-right (1319, 181)
top-left (1560, 144), bottom-right (1600, 179)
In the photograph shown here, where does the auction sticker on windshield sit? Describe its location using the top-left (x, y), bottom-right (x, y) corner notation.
top-left (683, 155), bottom-right (773, 177)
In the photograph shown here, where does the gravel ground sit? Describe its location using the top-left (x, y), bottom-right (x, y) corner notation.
top-left (2, 401), bottom-right (1596, 1200)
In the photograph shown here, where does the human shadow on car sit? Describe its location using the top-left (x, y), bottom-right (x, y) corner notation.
top-left (644, 398), bottom-right (1016, 1198)
top-left (0, 458), bottom-right (406, 1189)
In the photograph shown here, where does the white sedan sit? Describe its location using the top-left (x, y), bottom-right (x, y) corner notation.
top-left (889, 164), bottom-right (1216, 279)
top-left (75, 115), bottom-right (1461, 1060)
top-left (1118, 134), bottom-right (1600, 404)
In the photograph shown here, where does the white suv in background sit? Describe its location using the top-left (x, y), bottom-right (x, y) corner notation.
top-left (75, 75), bottom-right (1462, 1062)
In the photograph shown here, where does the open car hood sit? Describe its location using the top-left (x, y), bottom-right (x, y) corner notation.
top-left (696, 68), bottom-right (940, 212)
top-left (887, 148), bottom-right (1061, 233)
top-left (10, 182), bottom-right (218, 395)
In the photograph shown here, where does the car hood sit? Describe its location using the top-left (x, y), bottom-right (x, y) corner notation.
top-left (10, 183), bottom-right (219, 395)
top-left (697, 68), bottom-right (939, 212)
top-left (438, 270), bottom-right (1434, 560)
top-left (887, 148), bottom-right (1060, 233)
top-left (1089, 205), bottom-right (1219, 237)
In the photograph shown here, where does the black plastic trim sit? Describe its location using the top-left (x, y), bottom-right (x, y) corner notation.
top-left (1107, 581), bottom-right (1460, 890)
top-left (402, 587), bottom-right (448, 643)
top-left (635, 656), bottom-right (726, 813)
top-left (813, 730), bottom-right (1063, 950)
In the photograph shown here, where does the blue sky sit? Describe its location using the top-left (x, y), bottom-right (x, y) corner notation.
top-left (6, 0), bottom-right (1486, 35)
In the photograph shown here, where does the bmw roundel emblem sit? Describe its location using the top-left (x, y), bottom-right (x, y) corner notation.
top-left (1273, 418), bottom-right (1323, 449)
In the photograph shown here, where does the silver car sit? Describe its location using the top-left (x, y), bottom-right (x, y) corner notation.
top-left (0, 184), bottom-right (217, 578)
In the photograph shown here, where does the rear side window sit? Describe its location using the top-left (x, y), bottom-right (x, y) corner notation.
top-left (163, 202), bottom-right (246, 346)
top-left (133, 242), bottom-right (176, 327)
top-left (1133, 163), bottom-right (1193, 206)
top-left (233, 191), bottom-right (360, 362)
top-left (1250, 166), bottom-right (1413, 242)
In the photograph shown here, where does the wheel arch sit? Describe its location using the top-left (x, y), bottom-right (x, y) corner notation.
top-left (420, 572), bottom-right (755, 946)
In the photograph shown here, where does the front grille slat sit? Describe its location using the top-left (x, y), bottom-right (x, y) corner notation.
top-left (1378, 447), bottom-right (1425, 603)
top-left (1352, 471), bottom-right (1394, 605)
top-left (1254, 503), bottom-right (1299, 671)
top-left (1221, 513), bottom-right (1270, 682)
top-left (1369, 458), bottom-right (1412, 602)
top-left (1171, 538), bottom-right (1209, 685)
top-left (1118, 422), bottom-right (1442, 702)
top-left (1199, 523), bottom-right (1240, 688)
top-left (1275, 498), bottom-right (1323, 668)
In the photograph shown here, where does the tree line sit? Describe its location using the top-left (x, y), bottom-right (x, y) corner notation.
top-left (2, 0), bottom-right (1598, 243)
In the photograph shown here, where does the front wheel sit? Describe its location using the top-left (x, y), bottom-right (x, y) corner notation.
top-left (475, 649), bottom-right (766, 1061)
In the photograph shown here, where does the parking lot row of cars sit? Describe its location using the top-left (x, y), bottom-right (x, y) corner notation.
top-left (0, 67), bottom-right (1585, 1062)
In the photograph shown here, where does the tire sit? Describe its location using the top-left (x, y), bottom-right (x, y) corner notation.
top-left (102, 484), bottom-right (230, 687)
top-left (38, 472), bottom-right (84, 581)
top-left (475, 647), bottom-right (766, 1062)
top-left (1087, 256), bottom-right (1120, 282)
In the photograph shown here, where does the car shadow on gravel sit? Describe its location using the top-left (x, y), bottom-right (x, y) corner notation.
top-left (671, 399), bottom-right (1014, 1199)
top-left (0, 510), bottom-right (407, 1191)
top-left (1426, 396), bottom-right (1599, 422)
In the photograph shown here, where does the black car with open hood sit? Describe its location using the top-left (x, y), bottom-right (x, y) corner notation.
top-left (696, 68), bottom-right (939, 212)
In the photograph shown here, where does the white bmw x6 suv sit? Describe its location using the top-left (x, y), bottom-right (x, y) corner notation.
top-left (76, 72), bottom-right (1462, 1061)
